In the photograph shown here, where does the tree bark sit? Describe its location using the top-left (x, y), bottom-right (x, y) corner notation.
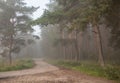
top-left (94, 25), bottom-right (105, 67)
top-left (74, 31), bottom-right (80, 62)
top-left (8, 35), bottom-right (13, 65)
top-left (61, 30), bottom-right (66, 60)
top-left (69, 33), bottom-right (73, 61)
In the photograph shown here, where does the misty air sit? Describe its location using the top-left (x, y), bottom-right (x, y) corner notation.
top-left (0, 0), bottom-right (120, 83)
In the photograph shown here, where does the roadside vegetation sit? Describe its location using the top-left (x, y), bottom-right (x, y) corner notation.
top-left (0, 59), bottom-right (35, 72)
top-left (47, 60), bottom-right (120, 81)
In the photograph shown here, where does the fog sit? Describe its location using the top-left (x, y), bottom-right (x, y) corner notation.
top-left (0, 0), bottom-right (120, 72)
top-left (18, 39), bottom-right (43, 59)
top-left (0, 0), bottom-right (120, 82)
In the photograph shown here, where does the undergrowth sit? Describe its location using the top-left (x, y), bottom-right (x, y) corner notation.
top-left (0, 59), bottom-right (35, 72)
top-left (47, 60), bottom-right (120, 81)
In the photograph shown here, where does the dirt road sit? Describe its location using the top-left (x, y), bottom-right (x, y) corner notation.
top-left (0, 59), bottom-right (115, 83)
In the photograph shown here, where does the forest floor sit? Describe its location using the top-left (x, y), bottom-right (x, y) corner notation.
top-left (0, 59), bottom-right (116, 83)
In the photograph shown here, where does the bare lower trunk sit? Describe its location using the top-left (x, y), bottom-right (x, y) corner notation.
top-left (74, 31), bottom-right (80, 62)
top-left (61, 30), bottom-right (66, 60)
top-left (8, 48), bottom-right (12, 65)
top-left (9, 35), bottom-right (13, 65)
top-left (94, 25), bottom-right (105, 67)
top-left (63, 46), bottom-right (66, 60)
top-left (68, 33), bottom-right (73, 61)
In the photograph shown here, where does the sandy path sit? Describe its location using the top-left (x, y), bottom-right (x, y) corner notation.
top-left (0, 59), bottom-right (59, 79)
top-left (0, 59), bottom-right (116, 83)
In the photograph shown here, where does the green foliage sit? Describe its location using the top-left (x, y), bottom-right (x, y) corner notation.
top-left (33, 0), bottom-right (112, 32)
top-left (32, 9), bottom-right (65, 26)
top-left (48, 60), bottom-right (120, 81)
top-left (32, 0), bottom-right (120, 49)
top-left (0, 59), bottom-right (35, 72)
top-left (105, 0), bottom-right (120, 49)
top-left (104, 66), bottom-right (120, 80)
top-left (0, 0), bottom-right (37, 64)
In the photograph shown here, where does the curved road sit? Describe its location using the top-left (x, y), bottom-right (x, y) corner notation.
top-left (0, 59), bottom-right (116, 83)
top-left (0, 59), bottom-right (58, 79)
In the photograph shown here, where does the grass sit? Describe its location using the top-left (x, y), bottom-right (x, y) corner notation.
top-left (47, 60), bottom-right (120, 81)
top-left (0, 59), bottom-right (35, 72)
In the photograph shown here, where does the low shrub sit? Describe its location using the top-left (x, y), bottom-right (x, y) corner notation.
top-left (104, 66), bottom-right (120, 80)
top-left (48, 60), bottom-right (120, 81)
top-left (0, 59), bottom-right (35, 72)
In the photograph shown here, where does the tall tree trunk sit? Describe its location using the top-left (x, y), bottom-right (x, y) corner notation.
top-left (71, 44), bottom-right (74, 61)
top-left (74, 30), bottom-right (80, 62)
top-left (94, 25), bottom-right (105, 67)
top-left (68, 32), bottom-right (73, 61)
top-left (61, 30), bottom-right (66, 60)
top-left (79, 32), bottom-right (83, 60)
top-left (8, 35), bottom-right (13, 65)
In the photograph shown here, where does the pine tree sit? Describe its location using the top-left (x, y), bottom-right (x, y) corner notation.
top-left (0, 0), bottom-right (37, 64)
